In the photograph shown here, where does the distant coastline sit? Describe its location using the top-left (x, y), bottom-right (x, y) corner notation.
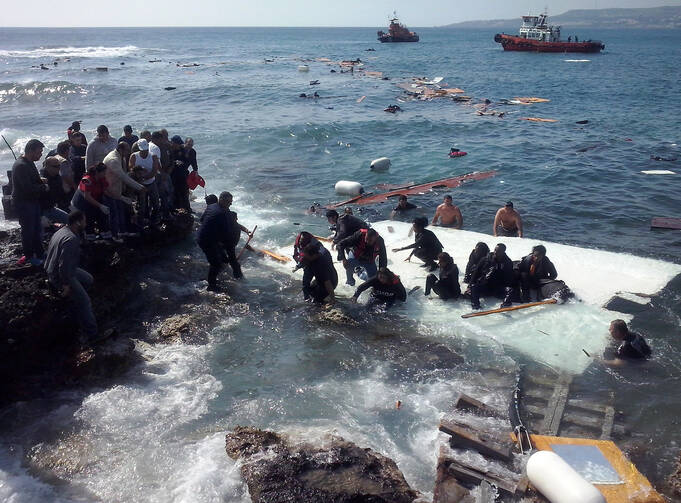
top-left (440, 5), bottom-right (681, 29)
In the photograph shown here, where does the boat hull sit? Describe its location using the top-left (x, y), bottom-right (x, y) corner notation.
top-left (494, 33), bottom-right (604, 53)
top-left (378, 34), bottom-right (419, 43)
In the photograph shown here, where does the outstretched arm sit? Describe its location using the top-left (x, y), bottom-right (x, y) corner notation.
top-left (516, 214), bottom-right (523, 237)
top-left (431, 207), bottom-right (440, 226)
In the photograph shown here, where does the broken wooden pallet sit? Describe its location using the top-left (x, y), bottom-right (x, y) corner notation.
top-left (439, 419), bottom-right (513, 462)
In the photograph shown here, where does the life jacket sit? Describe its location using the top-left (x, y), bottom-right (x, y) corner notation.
top-left (354, 229), bottom-right (379, 260)
top-left (186, 170), bottom-right (205, 190)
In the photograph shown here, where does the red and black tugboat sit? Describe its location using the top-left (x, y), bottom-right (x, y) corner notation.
top-left (377, 12), bottom-right (419, 43)
top-left (494, 12), bottom-right (604, 53)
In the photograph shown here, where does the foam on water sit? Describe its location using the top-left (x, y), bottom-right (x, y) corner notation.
top-left (0, 45), bottom-right (140, 59)
top-left (279, 221), bottom-right (681, 374)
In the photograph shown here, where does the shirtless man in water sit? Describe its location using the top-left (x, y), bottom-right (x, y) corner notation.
top-left (432, 195), bottom-right (463, 229)
top-left (493, 201), bottom-right (523, 237)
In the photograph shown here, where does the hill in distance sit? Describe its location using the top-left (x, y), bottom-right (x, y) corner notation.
top-left (441, 5), bottom-right (681, 29)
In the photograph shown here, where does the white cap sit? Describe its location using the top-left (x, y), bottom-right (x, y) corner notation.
top-left (137, 139), bottom-right (149, 151)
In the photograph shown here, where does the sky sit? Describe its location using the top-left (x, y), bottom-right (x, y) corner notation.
top-left (1, 0), bottom-right (680, 27)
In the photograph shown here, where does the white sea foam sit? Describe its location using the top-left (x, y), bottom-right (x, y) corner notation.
top-left (0, 45), bottom-right (139, 59)
top-left (564, 59), bottom-right (591, 62)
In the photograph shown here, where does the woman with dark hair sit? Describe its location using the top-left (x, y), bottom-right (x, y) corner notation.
top-left (71, 163), bottom-right (112, 241)
top-left (425, 252), bottom-right (461, 300)
top-left (351, 267), bottom-right (406, 310)
top-left (391, 217), bottom-right (443, 271)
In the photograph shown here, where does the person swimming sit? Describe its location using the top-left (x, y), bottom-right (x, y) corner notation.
top-left (431, 195), bottom-right (463, 229)
top-left (493, 201), bottom-right (523, 237)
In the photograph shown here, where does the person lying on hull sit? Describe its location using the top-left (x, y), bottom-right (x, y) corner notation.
top-left (300, 243), bottom-right (337, 305)
top-left (351, 267), bottom-right (406, 311)
top-left (392, 217), bottom-right (443, 271)
top-left (468, 243), bottom-right (515, 310)
top-left (425, 252), bottom-right (461, 300)
top-left (600, 319), bottom-right (651, 366)
top-left (432, 195), bottom-right (463, 229)
top-left (338, 228), bottom-right (387, 286)
top-left (326, 209), bottom-right (368, 260)
top-left (493, 201), bottom-right (523, 237)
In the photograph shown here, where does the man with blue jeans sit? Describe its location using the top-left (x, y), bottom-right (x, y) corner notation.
top-left (338, 228), bottom-right (387, 286)
top-left (104, 141), bottom-right (144, 240)
top-left (11, 139), bottom-right (49, 266)
top-left (44, 210), bottom-right (98, 341)
top-left (40, 156), bottom-right (69, 227)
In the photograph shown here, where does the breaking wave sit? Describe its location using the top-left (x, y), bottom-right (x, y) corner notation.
top-left (0, 45), bottom-right (139, 59)
top-left (0, 81), bottom-right (89, 104)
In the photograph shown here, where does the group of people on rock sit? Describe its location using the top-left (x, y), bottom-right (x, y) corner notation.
top-left (10, 128), bottom-right (200, 344)
top-left (11, 123), bottom-right (199, 262)
top-left (391, 194), bottom-right (524, 238)
top-left (283, 206), bottom-right (569, 312)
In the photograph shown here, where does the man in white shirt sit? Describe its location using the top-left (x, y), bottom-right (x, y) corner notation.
top-left (129, 139), bottom-right (160, 225)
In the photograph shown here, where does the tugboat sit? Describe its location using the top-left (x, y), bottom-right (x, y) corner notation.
top-left (377, 12), bottom-right (419, 43)
top-left (494, 12), bottom-right (604, 53)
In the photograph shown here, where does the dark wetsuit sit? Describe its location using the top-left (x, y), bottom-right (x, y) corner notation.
top-left (426, 262), bottom-right (460, 300)
top-left (354, 276), bottom-right (406, 309)
top-left (519, 254), bottom-right (557, 302)
top-left (403, 229), bottom-right (442, 268)
top-left (302, 249), bottom-right (338, 303)
top-left (68, 144), bottom-right (87, 185)
top-left (469, 253), bottom-right (514, 309)
top-left (293, 234), bottom-right (323, 265)
top-left (331, 214), bottom-right (368, 260)
top-left (616, 332), bottom-right (651, 360)
top-left (198, 203), bottom-right (242, 287)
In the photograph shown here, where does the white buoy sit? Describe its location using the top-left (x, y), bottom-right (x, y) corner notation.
top-left (334, 180), bottom-right (364, 196)
top-left (526, 451), bottom-right (606, 503)
top-left (298, 65), bottom-right (309, 72)
top-left (370, 157), bottom-right (391, 171)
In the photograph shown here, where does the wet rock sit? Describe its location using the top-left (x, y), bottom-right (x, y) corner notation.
top-left (0, 210), bottom-right (194, 405)
top-left (311, 307), bottom-right (358, 326)
top-left (153, 313), bottom-right (205, 343)
top-left (668, 452), bottom-right (681, 497)
top-left (225, 426), bottom-right (419, 503)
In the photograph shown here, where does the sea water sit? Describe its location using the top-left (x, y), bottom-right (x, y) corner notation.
top-left (1, 27), bottom-right (681, 502)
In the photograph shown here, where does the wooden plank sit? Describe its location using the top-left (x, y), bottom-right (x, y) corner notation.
top-left (445, 461), bottom-right (521, 497)
top-left (439, 420), bottom-right (513, 462)
top-left (651, 217), bottom-right (681, 230)
top-left (539, 375), bottom-right (571, 436)
top-left (454, 394), bottom-right (504, 418)
top-left (601, 405), bottom-right (615, 440)
top-left (461, 299), bottom-right (556, 319)
top-left (434, 448), bottom-right (474, 503)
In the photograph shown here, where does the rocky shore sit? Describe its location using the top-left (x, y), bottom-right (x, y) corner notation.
top-left (0, 211), bottom-right (194, 406)
top-left (225, 426), bottom-right (421, 503)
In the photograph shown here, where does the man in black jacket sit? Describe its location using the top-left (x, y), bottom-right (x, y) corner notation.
top-left (338, 228), bottom-right (387, 286)
top-left (326, 209), bottom-right (368, 260)
top-left (12, 139), bottom-right (48, 266)
top-left (392, 217), bottom-right (443, 271)
top-left (469, 243), bottom-right (515, 310)
top-left (300, 243), bottom-right (337, 304)
top-left (425, 252), bottom-right (461, 300)
top-left (518, 245), bottom-right (558, 302)
top-left (351, 268), bottom-right (406, 310)
top-left (197, 192), bottom-right (253, 291)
